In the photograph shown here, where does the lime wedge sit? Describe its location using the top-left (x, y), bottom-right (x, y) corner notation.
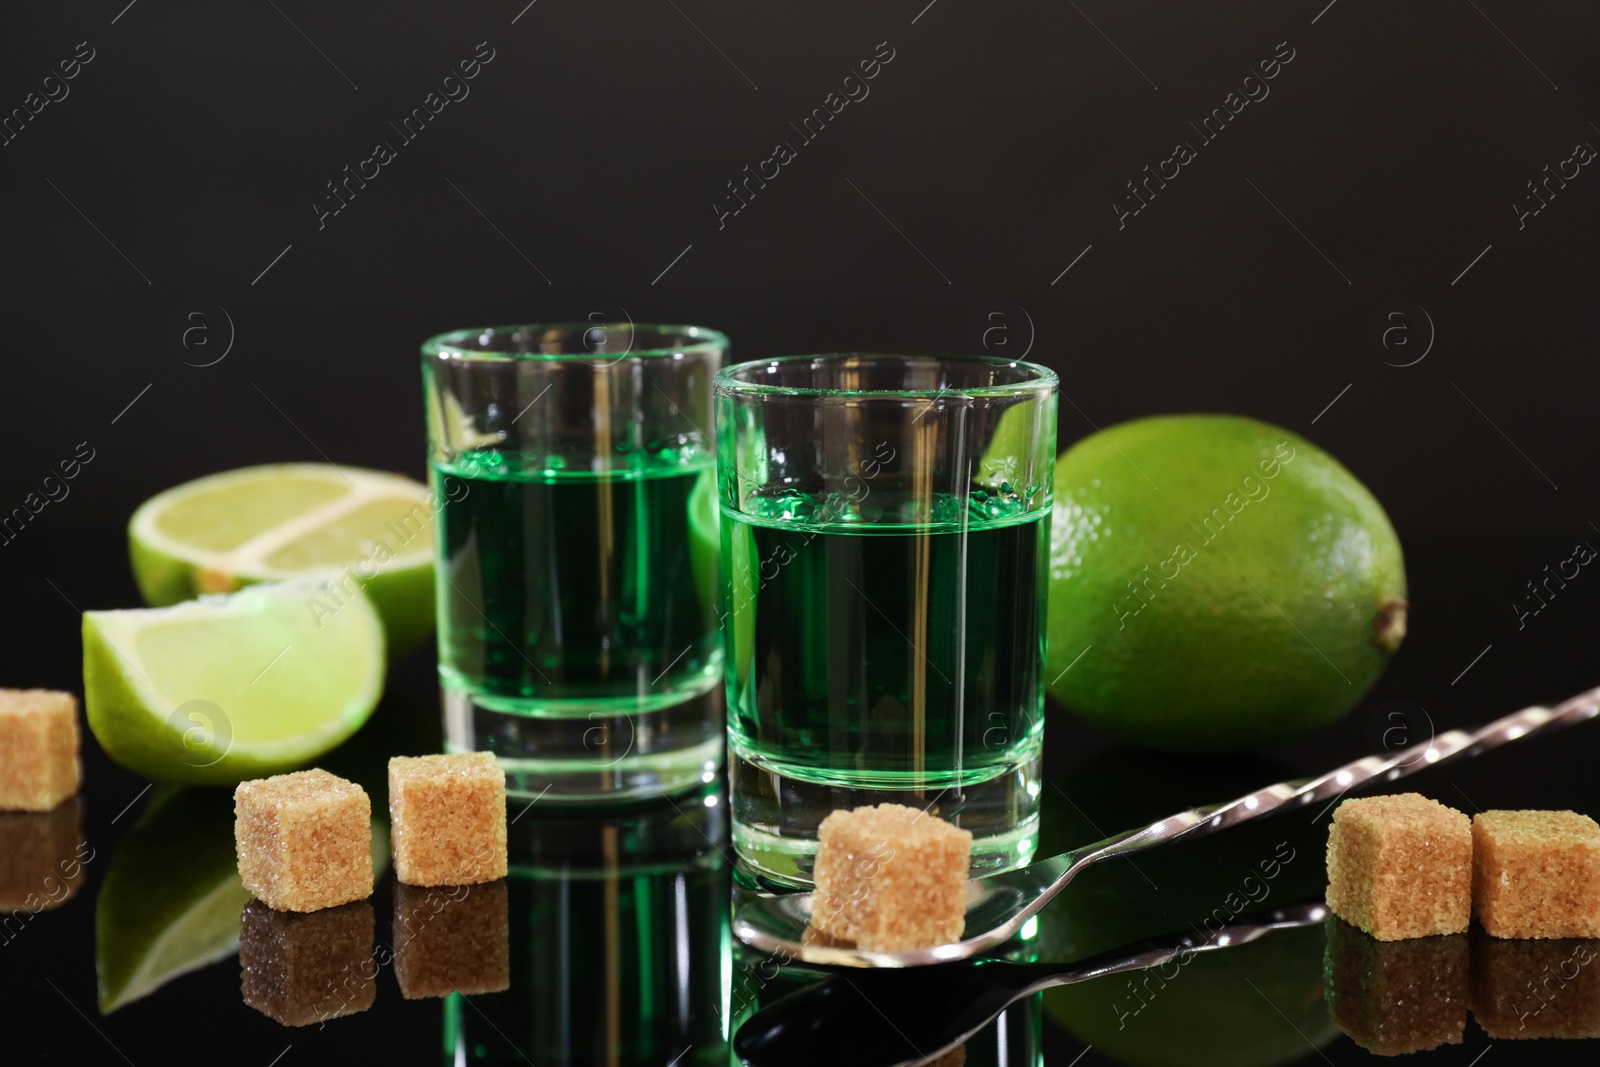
top-left (128, 464), bottom-right (438, 658)
top-left (83, 575), bottom-right (385, 784)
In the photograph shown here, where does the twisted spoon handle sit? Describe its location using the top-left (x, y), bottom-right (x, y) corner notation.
top-left (1070, 683), bottom-right (1600, 875)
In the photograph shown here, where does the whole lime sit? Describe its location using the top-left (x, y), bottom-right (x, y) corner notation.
top-left (1047, 415), bottom-right (1405, 752)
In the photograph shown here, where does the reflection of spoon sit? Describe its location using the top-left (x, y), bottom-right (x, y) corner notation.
top-left (736, 686), bottom-right (1600, 968)
top-left (735, 902), bottom-right (1328, 1067)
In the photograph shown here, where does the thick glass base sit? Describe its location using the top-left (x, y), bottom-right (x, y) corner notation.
top-left (442, 674), bottom-right (724, 802)
top-left (728, 736), bottom-right (1042, 888)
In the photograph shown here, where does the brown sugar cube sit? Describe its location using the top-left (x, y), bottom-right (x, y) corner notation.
top-left (1472, 810), bottom-right (1600, 939)
top-left (0, 689), bottom-right (80, 812)
top-left (1469, 928), bottom-right (1600, 1038)
top-left (0, 798), bottom-right (85, 913)
top-left (393, 879), bottom-right (510, 999)
top-left (1325, 793), bottom-right (1472, 941)
top-left (388, 753), bottom-right (507, 887)
top-left (240, 898), bottom-right (376, 1026)
top-left (1324, 916), bottom-right (1468, 1055)
top-left (809, 803), bottom-right (972, 952)
top-left (235, 769), bottom-right (373, 912)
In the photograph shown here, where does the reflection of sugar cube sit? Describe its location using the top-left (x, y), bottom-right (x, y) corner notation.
top-left (810, 803), bottom-right (971, 951)
top-left (1473, 810), bottom-right (1600, 939)
top-left (1326, 794), bottom-right (1472, 941)
top-left (240, 898), bottom-right (375, 1026)
top-left (234, 770), bottom-right (373, 912)
top-left (393, 880), bottom-right (510, 999)
top-left (388, 753), bottom-right (507, 887)
top-left (1469, 929), bottom-right (1600, 1038)
top-left (0, 798), bottom-right (85, 912)
top-left (0, 689), bottom-right (80, 812)
top-left (1324, 916), bottom-right (1467, 1055)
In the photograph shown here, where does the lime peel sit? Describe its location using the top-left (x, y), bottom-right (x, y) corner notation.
top-left (84, 575), bottom-right (385, 784)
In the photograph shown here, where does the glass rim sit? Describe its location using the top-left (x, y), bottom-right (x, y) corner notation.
top-left (421, 322), bottom-right (729, 362)
top-left (714, 353), bottom-right (1058, 399)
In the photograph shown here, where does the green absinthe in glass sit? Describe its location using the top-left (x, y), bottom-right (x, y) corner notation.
top-left (724, 490), bottom-right (1048, 787)
top-left (433, 448), bottom-right (721, 714)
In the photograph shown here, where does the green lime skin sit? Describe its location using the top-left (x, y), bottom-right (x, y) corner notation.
top-left (1043, 923), bottom-right (1339, 1067)
top-left (83, 578), bottom-right (385, 785)
top-left (1047, 415), bottom-right (1406, 752)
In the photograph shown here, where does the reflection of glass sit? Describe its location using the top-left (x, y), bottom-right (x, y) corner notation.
top-left (445, 782), bottom-right (728, 1064)
top-left (716, 355), bottom-right (1057, 885)
top-left (240, 898), bottom-right (376, 1026)
top-left (1469, 928), bottom-right (1600, 1039)
top-left (394, 880), bottom-right (510, 999)
top-left (0, 797), bottom-right (85, 916)
top-left (423, 324), bottom-right (727, 801)
top-left (1324, 917), bottom-right (1467, 1055)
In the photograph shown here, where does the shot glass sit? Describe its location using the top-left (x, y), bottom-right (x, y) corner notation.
top-left (716, 354), bottom-right (1058, 884)
top-left (423, 323), bottom-right (727, 800)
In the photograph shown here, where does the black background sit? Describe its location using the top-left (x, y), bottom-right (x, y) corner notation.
top-left (3, 2), bottom-right (1600, 1065)
top-left (1, 0), bottom-right (1597, 541)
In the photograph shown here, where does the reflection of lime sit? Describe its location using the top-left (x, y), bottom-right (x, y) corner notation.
top-left (84, 575), bottom-right (385, 784)
top-left (128, 463), bottom-right (437, 658)
top-left (370, 820), bottom-right (391, 881)
top-left (1034, 747), bottom-right (1338, 1065)
top-left (1048, 415), bottom-right (1406, 752)
top-left (688, 468), bottom-right (719, 615)
top-left (1033, 747), bottom-right (1328, 965)
top-left (1043, 924), bottom-right (1339, 1067)
top-left (977, 400), bottom-right (1052, 504)
top-left (97, 787), bottom-right (391, 1014)
top-left (96, 787), bottom-right (250, 1012)
top-left (319, 691), bottom-right (442, 800)
top-left (723, 517), bottom-right (757, 693)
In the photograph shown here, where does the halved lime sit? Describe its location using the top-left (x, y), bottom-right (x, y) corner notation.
top-left (128, 463), bottom-right (437, 658)
top-left (83, 575), bottom-right (385, 784)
